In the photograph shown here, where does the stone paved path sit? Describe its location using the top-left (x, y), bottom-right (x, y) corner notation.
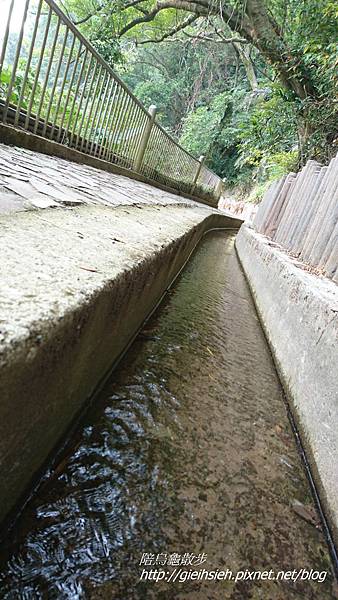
top-left (0, 143), bottom-right (197, 214)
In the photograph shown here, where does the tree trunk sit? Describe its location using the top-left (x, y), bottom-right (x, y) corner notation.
top-left (120, 0), bottom-right (319, 103)
top-left (297, 114), bottom-right (316, 164)
top-left (225, 0), bottom-right (317, 101)
top-left (233, 42), bottom-right (258, 91)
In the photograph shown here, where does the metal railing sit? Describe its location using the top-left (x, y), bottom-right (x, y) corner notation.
top-left (0, 0), bottom-right (222, 200)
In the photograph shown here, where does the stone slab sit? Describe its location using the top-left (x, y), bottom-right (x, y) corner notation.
top-left (0, 125), bottom-right (219, 208)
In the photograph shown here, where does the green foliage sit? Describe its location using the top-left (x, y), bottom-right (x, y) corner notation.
top-left (281, 0), bottom-right (338, 161)
top-left (236, 88), bottom-right (298, 168)
top-left (180, 85), bottom-right (299, 186)
top-left (0, 68), bottom-right (13, 98)
top-left (9, 0), bottom-right (335, 194)
top-left (180, 92), bottom-right (229, 157)
top-left (246, 150), bottom-right (299, 203)
top-left (175, 0), bottom-right (337, 187)
top-left (90, 38), bottom-right (122, 68)
top-left (120, 40), bottom-right (237, 132)
top-left (264, 151), bottom-right (299, 178)
top-left (0, 60), bottom-right (104, 143)
top-left (247, 180), bottom-right (271, 204)
top-left (0, 63), bottom-right (37, 107)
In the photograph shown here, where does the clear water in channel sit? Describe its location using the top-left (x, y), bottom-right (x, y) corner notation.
top-left (0, 231), bottom-right (335, 599)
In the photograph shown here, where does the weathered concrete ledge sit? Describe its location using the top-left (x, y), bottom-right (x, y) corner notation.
top-left (0, 202), bottom-right (241, 529)
top-left (235, 224), bottom-right (338, 546)
top-left (0, 124), bottom-right (219, 208)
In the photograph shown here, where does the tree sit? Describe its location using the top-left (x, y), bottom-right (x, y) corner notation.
top-left (115, 0), bottom-right (316, 101)
top-left (122, 36), bottom-right (242, 132)
top-left (63, 0), bottom-right (337, 160)
top-left (62, 0), bottom-right (337, 192)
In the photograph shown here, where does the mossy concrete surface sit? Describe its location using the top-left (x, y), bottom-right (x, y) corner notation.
top-left (236, 224), bottom-right (338, 548)
top-left (0, 202), bottom-right (241, 530)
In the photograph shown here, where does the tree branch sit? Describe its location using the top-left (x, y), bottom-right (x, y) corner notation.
top-left (119, 0), bottom-right (210, 36)
top-left (214, 28), bottom-right (248, 44)
top-left (74, 4), bottom-right (104, 25)
top-left (124, 0), bottom-right (151, 10)
top-left (182, 29), bottom-right (248, 43)
top-left (74, 0), bottom-right (148, 26)
top-left (137, 14), bottom-right (198, 44)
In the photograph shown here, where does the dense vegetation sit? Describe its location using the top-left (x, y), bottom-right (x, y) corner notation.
top-left (6, 0), bottom-right (338, 199)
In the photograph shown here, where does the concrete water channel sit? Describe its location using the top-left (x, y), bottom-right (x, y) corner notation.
top-left (0, 231), bottom-right (335, 599)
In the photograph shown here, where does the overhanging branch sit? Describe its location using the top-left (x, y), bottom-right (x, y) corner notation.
top-left (182, 29), bottom-right (247, 43)
top-left (119, 0), bottom-right (210, 36)
top-left (74, 0), bottom-right (148, 26)
top-left (137, 14), bottom-right (198, 44)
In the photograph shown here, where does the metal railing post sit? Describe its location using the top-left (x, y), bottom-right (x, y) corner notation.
top-left (0, 0), bottom-right (221, 202)
top-left (215, 177), bottom-right (226, 200)
top-left (191, 155), bottom-right (205, 195)
top-left (134, 104), bottom-right (157, 173)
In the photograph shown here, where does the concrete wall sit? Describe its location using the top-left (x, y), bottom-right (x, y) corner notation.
top-left (0, 203), bottom-right (241, 531)
top-left (236, 224), bottom-right (338, 547)
top-left (218, 197), bottom-right (258, 223)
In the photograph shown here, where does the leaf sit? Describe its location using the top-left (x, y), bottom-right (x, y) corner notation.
top-left (291, 500), bottom-right (321, 529)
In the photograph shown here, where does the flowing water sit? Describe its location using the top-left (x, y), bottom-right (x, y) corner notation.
top-left (0, 231), bottom-right (335, 599)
